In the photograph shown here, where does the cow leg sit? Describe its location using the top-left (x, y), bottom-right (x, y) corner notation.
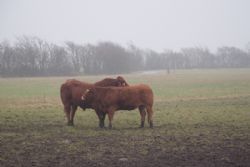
top-left (95, 110), bottom-right (102, 128)
top-left (100, 113), bottom-right (106, 128)
top-left (69, 105), bottom-right (77, 126)
top-left (146, 106), bottom-right (154, 128)
top-left (95, 110), bottom-right (106, 128)
top-left (139, 106), bottom-right (146, 128)
top-left (64, 104), bottom-right (71, 126)
top-left (107, 110), bottom-right (115, 129)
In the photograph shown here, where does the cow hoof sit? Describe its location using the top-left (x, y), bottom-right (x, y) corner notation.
top-left (99, 123), bottom-right (105, 128)
top-left (149, 122), bottom-right (153, 128)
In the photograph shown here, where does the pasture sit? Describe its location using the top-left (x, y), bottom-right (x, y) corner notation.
top-left (0, 69), bottom-right (250, 167)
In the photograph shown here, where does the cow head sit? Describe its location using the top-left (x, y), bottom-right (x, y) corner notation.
top-left (81, 89), bottom-right (88, 101)
top-left (116, 76), bottom-right (129, 86)
top-left (81, 88), bottom-right (95, 104)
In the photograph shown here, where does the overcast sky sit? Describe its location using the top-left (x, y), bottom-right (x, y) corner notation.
top-left (0, 0), bottom-right (250, 52)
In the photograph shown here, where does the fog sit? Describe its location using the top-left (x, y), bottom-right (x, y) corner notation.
top-left (1, 0), bottom-right (250, 77)
top-left (1, 0), bottom-right (250, 52)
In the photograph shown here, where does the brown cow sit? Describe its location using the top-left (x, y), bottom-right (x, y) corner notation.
top-left (60, 76), bottom-right (129, 126)
top-left (81, 84), bottom-right (154, 128)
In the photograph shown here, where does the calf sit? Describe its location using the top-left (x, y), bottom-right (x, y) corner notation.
top-left (81, 84), bottom-right (154, 128)
top-left (60, 76), bottom-right (128, 126)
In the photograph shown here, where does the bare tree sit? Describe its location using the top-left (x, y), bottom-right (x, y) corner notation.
top-left (65, 41), bottom-right (82, 73)
top-left (1, 36), bottom-right (250, 77)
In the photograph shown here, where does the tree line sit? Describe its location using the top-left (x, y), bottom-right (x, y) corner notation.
top-left (0, 36), bottom-right (250, 77)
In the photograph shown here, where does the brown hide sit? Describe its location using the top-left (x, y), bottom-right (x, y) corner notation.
top-left (82, 84), bottom-right (154, 128)
top-left (60, 79), bottom-right (93, 109)
top-left (60, 76), bottom-right (128, 125)
top-left (94, 76), bottom-right (129, 87)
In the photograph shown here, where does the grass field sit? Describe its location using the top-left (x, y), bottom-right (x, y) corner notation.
top-left (0, 69), bottom-right (250, 166)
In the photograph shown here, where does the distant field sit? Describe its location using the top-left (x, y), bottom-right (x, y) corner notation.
top-left (0, 69), bottom-right (250, 166)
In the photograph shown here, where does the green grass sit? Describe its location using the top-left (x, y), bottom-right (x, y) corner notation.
top-left (0, 69), bottom-right (250, 166)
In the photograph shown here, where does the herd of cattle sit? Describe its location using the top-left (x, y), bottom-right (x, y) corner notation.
top-left (60, 76), bottom-right (154, 128)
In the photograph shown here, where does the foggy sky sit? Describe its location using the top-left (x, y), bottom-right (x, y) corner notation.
top-left (0, 0), bottom-right (250, 52)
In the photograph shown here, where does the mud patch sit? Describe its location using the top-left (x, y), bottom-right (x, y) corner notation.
top-left (1, 125), bottom-right (249, 167)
